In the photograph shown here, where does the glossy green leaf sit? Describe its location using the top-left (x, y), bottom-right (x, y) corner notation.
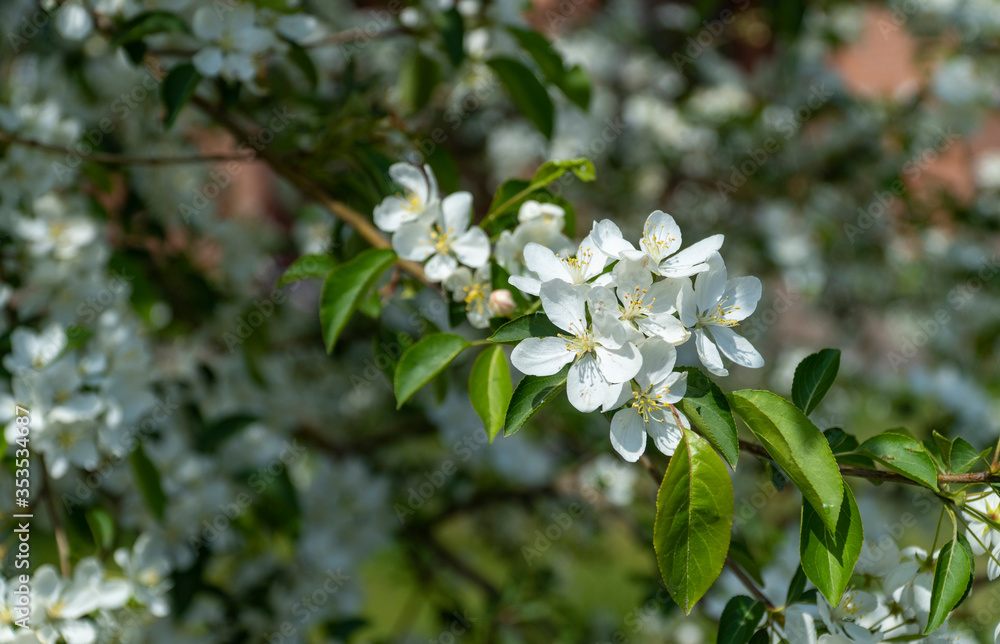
top-left (486, 57), bottom-right (554, 139)
top-left (949, 437), bottom-right (983, 474)
top-left (488, 313), bottom-right (562, 344)
top-left (728, 390), bottom-right (843, 532)
top-left (130, 444), bottom-right (166, 521)
top-left (791, 348), bottom-right (840, 415)
top-left (859, 432), bottom-right (940, 491)
top-left (469, 346), bottom-right (513, 443)
top-left (111, 10), bottom-right (188, 46)
top-left (503, 365), bottom-right (569, 437)
top-left (800, 484), bottom-right (863, 605)
top-left (718, 596), bottom-right (765, 644)
top-left (394, 334), bottom-right (469, 408)
top-left (654, 429), bottom-right (733, 614)
top-left (786, 565), bottom-right (807, 604)
top-left (161, 63), bottom-right (201, 129)
top-left (278, 254), bottom-right (335, 287)
top-left (320, 248), bottom-right (396, 353)
top-left (925, 535), bottom-right (975, 634)
top-left (676, 367), bottom-right (739, 468)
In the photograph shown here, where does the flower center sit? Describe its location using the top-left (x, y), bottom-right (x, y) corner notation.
top-left (403, 191), bottom-right (423, 213)
top-left (621, 286), bottom-right (654, 322)
top-left (641, 224), bottom-right (676, 261)
top-left (632, 383), bottom-right (668, 422)
top-left (462, 283), bottom-right (487, 313)
top-left (699, 295), bottom-right (740, 327)
top-left (559, 323), bottom-right (595, 357)
top-left (556, 248), bottom-right (594, 282)
top-left (427, 226), bottom-right (454, 255)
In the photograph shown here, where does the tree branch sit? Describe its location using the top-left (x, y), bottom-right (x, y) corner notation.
top-left (190, 97), bottom-right (433, 286)
top-left (738, 438), bottom-right (1000, 486)
top-left (0, 131), bottom-right (254, 165)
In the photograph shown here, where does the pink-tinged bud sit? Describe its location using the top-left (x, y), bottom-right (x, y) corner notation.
top-left (488, 289), bottom-right (516, 316)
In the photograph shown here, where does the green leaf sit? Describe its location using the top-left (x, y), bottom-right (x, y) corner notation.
top-left (86, 508), bottom-right (115, 551)
top-left (111, 11), bottom-right (188, 46)
top-left (488, 313), bottom-right (562, 344)
top-left (503, 366), bottom-right (569, 437)
top-left (859, 432), bottom-right (940, 491)
top-left (286, 41), bottom-right (318, 89)
top-left (130, 444), bottom-right (166, 521)
top-left (531, 157), bottom-right (596, 186)
top-left (748, 630), bottom-right (770, 644)
top-left (278, 254), bottom-right (335, 287)
top-left (791, 349), bottom-right (840, 415)
top-left (161, 63), bottom-right (201, 129)
top-left (486, 57), bottom-right (555, 139)
top-left (507, 26), bottom-right (591, 109)
top-left (949, 437), bottom-right (983, 474)
top-left (654, 429), bottom-right (733, 614)
top-left (676, 367), bottom-right (739, 468)
top-left (394, 334), bottom-right (469, 408)
top-left (469, 346), bottom-right (513, 443)
top-left (399, 51), bottom-right (441, 111)
top-left (925, 535), bottom-right (975, 634)
top-left (799, 484), bottom-right (864, 605)
top-left (786, 565), bottom-right (807, 604)
top-left (198, 414), bottom-right (257, 452)
top-left (728, 540), bottom-right (764, 585)
top-left (437, 8), bottom-right (465, 67)
top-left (718, 596), bottom-right (765, 644)
top-left (320, 248), bottom-right (396, 353)
top-left (728, 390), bottom-right (843, 532)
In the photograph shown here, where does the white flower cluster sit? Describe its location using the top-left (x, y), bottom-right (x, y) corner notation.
top-left (0, 536), bottom-right (170, 644)
top-left (504, 210), bottom-right (763, 462)
top-left (777, 538), bottom-right (984, 643)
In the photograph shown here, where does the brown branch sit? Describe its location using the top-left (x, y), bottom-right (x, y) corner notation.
top-left (0, 131), bottom-right (254, 165)
top-left (737, 438), bottom-right (1000, 486)
top-left (189, 97), bottom-right (432, 286)
top-left (726, 557), bottom-right (775, 610)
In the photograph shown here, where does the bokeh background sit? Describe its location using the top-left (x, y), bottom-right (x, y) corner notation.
top-left (2, 0), bottom-right (1000, 642)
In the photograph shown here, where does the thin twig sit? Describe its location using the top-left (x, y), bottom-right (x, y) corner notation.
top-left (40, 455), bottom-right (71, 577)
top-left (0, 131), bottom-right (254, 165)
top-left (189, 97), bottom-right (433, 286)
top-left (421, 530), bottom-right (500, 600)
top-left (726, 557), bottom-right (775, 609)
top-left (737, 438), bottom-right (1000, 486)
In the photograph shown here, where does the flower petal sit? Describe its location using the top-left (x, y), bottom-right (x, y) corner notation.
top-left (452, 227), bottom-right (491, 269)
top-left (647, 414), bottom-right (683, 457)
top-left (634, 337), bottom-right (677, 387)
top-left (609, 407), bottom-right (647, 462)
top-left (511, 337), bottom-right (574, 376)
top-left (567, 353), bottom-right (611, 412)
top-left (425, 253), bottom-right (458, 282)
top-left (694, 252), bottom-right (728, 314)
top-left (694, 328), bottom-right (728, 376)
top-left (659, 234), bottom-right (725, 277)
top-left (391, 219), bottom-right (434, 262)
top-left (523, 242), bottom-right (572, 284)
top-left (595, 341), bottom-right (642, 384)
top-left (389, 163), bottom-right (430, 204)
top-left (640, 210), bottom-right (682, 261)
top-left (709, 326), bottom-right (763, 369)
top-left (722, 276), bottom-right (762, 322)
top-left (441, 191), bottom-right (473, 234)
top-left (508, 274), bottom-right (541, 296)
top-left (590, 219), bottom-right (636, 259)
top-left (539, 279), bottom-right (587, 333)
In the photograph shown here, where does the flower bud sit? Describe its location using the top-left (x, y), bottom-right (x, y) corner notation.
top-left (488, 289), bottom-right (516, 316)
